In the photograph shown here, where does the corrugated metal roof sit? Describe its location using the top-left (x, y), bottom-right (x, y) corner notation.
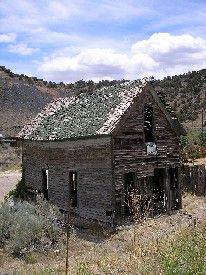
top-left (19, 79), bottom-right (147, 140)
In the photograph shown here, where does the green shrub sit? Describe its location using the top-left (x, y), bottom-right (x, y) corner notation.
top-left (6, 168), bottom-right (27, 200)
top-left (0, 197), bottom-right (64, 257)
top-left (160, 225), bottom-right (206, 274)
top-left (8, 178), bottom-right (26, 199)
top-left (0, 203), bottom-right (12, 247)
top-left (199, 132), bottom-right (206, 146)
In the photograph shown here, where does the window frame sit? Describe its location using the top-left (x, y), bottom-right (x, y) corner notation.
top-left (69, 171), bottom-right (78, 208)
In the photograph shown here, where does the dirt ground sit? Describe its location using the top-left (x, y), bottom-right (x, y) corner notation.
top-left (0, 170), bottom-right (22, 202)
top-left (194, 157), bottom-right (206, 166)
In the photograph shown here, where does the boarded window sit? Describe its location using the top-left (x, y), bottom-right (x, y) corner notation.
top-left (69, 172), bottom-right (77, 207)
top-left (42, 169), bottom-right (48, 200)
top-left (144, 105), bottom-right (155, 143)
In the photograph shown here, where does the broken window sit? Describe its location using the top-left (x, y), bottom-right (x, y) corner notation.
top-left (69, 172), bottom-right (77, 207)
top-left (144, 105), bottom-right (155, 143)
top-left (42, 169), bottom-right (49, 200)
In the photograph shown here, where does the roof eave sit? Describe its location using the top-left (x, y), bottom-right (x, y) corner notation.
top-left (149, 86), bottom-right (187, 137)
top-left (22, 133), bottom-right (112, 142)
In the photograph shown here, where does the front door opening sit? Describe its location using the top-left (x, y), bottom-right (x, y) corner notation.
top-left (69, 172), bottom-right (77, 207)
top-left (42, 169), bottom-right (48, 200)
top-left (153, 168), bottom-right (165, 212)
top-left (124, 172), bottom-right (136, 216)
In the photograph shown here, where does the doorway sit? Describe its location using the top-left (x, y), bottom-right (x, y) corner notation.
top-left (169, 167), bottom-right (179, 210)
top-left (124, 172), bottom-right (136, 216)
top-left (153, 168), bottom-right (165, 212)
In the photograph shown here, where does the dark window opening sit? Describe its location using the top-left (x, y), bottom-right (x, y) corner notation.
top-left (42, 169), bottom-right (48, 200)
top-left (144, 105), bottom-right (155, 143)
top-left (106, 210), bottom-right (113, 217)
top-left (69, 172), bottom-right (77, 207)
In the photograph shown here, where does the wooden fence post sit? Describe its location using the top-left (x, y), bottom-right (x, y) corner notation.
top-left (182, 164), bottom-right (206, 197)
top-left (197, 165), bottom-right (206, 196)
top-left (185, 165), bottom-right (191, 193)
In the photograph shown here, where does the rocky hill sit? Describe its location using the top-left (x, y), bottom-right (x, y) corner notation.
top-left (0, 66), bottom-right (205, 136)
top-left (153, 69), bottom-right (206, 132)
top-left (0, 67), bottom-right (67, 136)
top-left (0, 66), bottom-right (125, 136)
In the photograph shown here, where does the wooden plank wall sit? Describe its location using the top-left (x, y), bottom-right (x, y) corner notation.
top-left (112, 89), bottom-right (181, 221)
top-left (182, 164), bottom-right (206, 196)
top-left (23, 138), bottom-right (114, 224)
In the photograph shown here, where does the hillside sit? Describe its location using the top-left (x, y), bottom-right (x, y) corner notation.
top-left (0, 67), bottom-right (69, 136)
top-left (0, 66), bottom-right (124, 136)
top-left (153, 69), bottom-right (206, 132)
top-left (0, 66), bottom-right (205, 136)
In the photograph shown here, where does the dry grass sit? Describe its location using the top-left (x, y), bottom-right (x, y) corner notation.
top-left (0, 171), bottom-right (22, 202)
top-left (0, 194), bottom-right (206, 274)
top-left (193, 157), bottom-right (206, 166)
top-left (0, 146), bottom-right (22, 172)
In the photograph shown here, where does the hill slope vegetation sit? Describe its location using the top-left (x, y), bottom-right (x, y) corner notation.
top-left (0, 66), bottom-right (205, 136)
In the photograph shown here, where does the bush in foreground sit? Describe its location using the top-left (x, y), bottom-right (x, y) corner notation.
top-left (0, 196), bottom-right (64, 257)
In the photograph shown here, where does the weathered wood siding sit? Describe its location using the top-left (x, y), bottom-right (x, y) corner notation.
top-left (112, 89), bottom-right (181, 220)
top-left (23, 137), bottom-right (113, 223)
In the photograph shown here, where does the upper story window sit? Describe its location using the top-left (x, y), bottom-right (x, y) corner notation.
top-left (144, 105), bottom-right (157, 155)
top-left (144, 105), bottom-right (155, 143)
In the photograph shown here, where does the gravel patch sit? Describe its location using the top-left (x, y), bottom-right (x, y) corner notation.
top-left (0, 170), bottom-right (22, 201)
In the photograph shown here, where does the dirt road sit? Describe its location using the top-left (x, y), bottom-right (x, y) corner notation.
top-left (0, 170), bottom-right (22, 201)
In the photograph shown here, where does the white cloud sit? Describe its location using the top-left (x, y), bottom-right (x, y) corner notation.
top-left (29, 28), bottom-right (81, 46)
top-left (38, 48), bottom-right (129, 81)
top-left (37, 33), bottom-right (206, 82)
top-left (8, 43), bottom-right (39, 55)
top-left (74, 0), bottom-right (151, 22)
top-left (132, 33), bottom-right (206, 56)
top-left (77, 48), bottom-right (129, 68)
top-left (0, 0), bottom-right (150, 36)
top-left (47, 1), bottom-right (76, 20)
top-left (0, 33), bottom-right (16, 43)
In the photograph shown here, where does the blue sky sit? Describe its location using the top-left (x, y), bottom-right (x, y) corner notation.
top-left (0, 0), bottom-right (206, 83)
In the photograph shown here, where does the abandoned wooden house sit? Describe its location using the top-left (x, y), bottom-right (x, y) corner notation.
top-left (19, 79), bottom-right (186, 226)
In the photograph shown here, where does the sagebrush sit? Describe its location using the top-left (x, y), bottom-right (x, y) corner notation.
top-left (0, 196), bottom-right (64, 257)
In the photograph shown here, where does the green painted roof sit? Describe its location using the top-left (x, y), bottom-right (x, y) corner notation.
top-left (19, 80), bottom-right (147, 140)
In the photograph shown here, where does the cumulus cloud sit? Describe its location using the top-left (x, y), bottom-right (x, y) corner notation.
top-left (0, 33), bottom-right (16, 43)
top-left (37, 33), bottom-right (206, 82)
top-left (38, 48), bottom-right (129, 81)
top-left (132, 33), bottom-right (206, 58)
top-left (8, 43), bottom-right (39, 55)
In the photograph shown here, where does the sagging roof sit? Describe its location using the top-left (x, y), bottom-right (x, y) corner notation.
top-left (19, 79), bottom-right (148, 140)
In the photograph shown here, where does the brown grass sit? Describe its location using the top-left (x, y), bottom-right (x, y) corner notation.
top-left (0, 146), bottom-right (22, 172)
top-left (0, 194), bottom-right (206, 274)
